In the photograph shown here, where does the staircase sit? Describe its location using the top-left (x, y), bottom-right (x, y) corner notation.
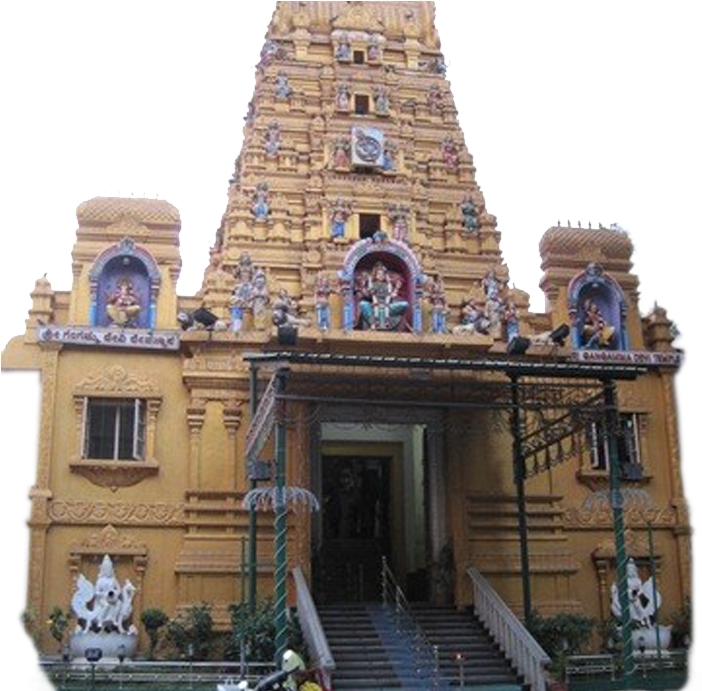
top-left (318, 602), bottom-right (523, 690)
top-left (413, 604), bottom-right (522, 688)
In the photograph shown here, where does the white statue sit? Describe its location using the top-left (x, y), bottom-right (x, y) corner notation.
top-left (610, 558), bottom-right (671, 651)
top-left (70, 555), bottom-right (138, 661)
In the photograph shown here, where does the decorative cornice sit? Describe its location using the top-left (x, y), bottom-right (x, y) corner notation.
top-left (69, 459), bottom-right (160, 492)
top-left (49, 500), bottom-right (185, 527)
top-left (75, 365), bottom-right (161, 397)
top-left (69, 525), bottom-right (148, 558)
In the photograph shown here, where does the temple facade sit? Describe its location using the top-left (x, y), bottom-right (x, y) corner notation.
top-left (1, 1), bottom-right (689, 657)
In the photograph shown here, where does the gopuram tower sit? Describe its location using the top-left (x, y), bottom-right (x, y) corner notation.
top-left (198, 0), bottom-right (522, 334)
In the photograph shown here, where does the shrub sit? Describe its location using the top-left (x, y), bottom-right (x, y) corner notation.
top-left (140, 608), bottom-right (169, 659)
top-left (227, 600), bottom-right (276, 662)
top-left (670, 599), bottom-right (692, 648)
top-left (47, 607), bottom-right (71, 653)
top-left (527, 611), bottom-right (595, 681)
top-left (165, 604), bottom-right (214, 661)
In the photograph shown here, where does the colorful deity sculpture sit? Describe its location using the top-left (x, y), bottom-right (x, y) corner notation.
top-left (229, 252), bottom-right (256, 332)
top-left (373, 86), bottom-right (390, 115)
top-left (368, 35), bottom-right (381, 61)
top-left (329, 197), bottom-right (352, 239)
top-left (272, 289), bottom-right (311, 329)
top-left (358, 262), bottom-right (408, 331)
top-left (331, 137), bottom-right (351, 169)
top-left (250, 268), bottom-right (270, 330)
top-left (452, 299), bottom-right (490, 335)
top-left (428, 274), bottom-right (449, 334)
top-left (336, 83), bottom-right (351, 110)
top-left (251, 183), bottom-right (270, 219)
top-left (460, 195), bottom-right (479, 231)
top-left (504, 301), bottom-right (520, 342)
top-left (244, 101), bottom-right (255, 125)
top-left (581, 298), bottom-right (616, 349)
top-left (382, 140), bottom-right (398, 172)
top-left (260, 40), bottom-right (282, 67)
top-left (427, 85), bottom-right (442, 112)
top-left (335, 32), bottom-right (351, 61)
top-left (388, 204), bottom-right (411, 243)
top-left (274, 72), bottom-right (292, 100)
top-left (442, 136), bottom-right (460, 169)
top-left (264, 121), bottom-right (282, 157)
top-left (315, 273), bottom-right (335, 331)
top-left (106, 277), bottom-right (141, 327)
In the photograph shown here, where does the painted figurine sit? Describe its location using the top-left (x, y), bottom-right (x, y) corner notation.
top-left (427, 85), bottom-right (442, 112)
top-left (264, 121), bottom-right (282, 157)
top-left (332, 137), bottom-right (351, 168)
top-left (358, 262), bottom-right (408, 331)
top-left (244, 101), bottom-right (255, 125)
top-left (428, 274), bottom-right (449, 334)
top-left (388, 204), bottom-right (410, 243)
top-left (382, 140), bottom-right (397, 172)
top-left (274, 72), bottom-right (292, 100)
top-left (368, 35), bottom-right (381, 61)
top-left (504, 301), bottom-right (520, 342)
top-left (336, 83), bottom-right (351, 110)
top-left (330, 197), bottom-right (352, 239)
top-left (581, 298), bottom-right (616, 349)
top-left (460, 195), bottom-right (479, 231)
top-left (106, 277), bottom-right (141, 327)
top-left (452, 299), bottom-right (490, 335)
top-left (335, 32), bottom-right (351, 61)
top-left (251, 182), bottom-right (270, 219)
top-left (442, 136), bottom-right (460, 169)
top-left (260, 40), bottom-right (281, 67)
top-left (250, 268), bottom-right (270, 329)
top-left (315, 273), bottom-right (335, 331)
top-left (272, 289), bottom-right (311, 329)
top-left (373, 86), bottom-right (390, 115)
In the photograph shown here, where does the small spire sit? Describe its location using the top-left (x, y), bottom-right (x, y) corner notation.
top-left (567, 219), bottom-right (571, 227)
top-left (557, 219), bottom-right (561, 227)
top-left (588, 221), bottom-right (591, 229)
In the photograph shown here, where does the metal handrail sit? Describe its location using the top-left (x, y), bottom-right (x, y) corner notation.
top-left (381, 556), bottom-right (440, 690)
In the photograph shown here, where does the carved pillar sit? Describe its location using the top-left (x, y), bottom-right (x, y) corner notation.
top-left (187, 403), bottom-right (206, 489)
top-left (223, 402), bottom-right (244, 491)
top-left (426, 415), bottom-right (447, 564)
top-left (594, 558), bottom-right (609, 621)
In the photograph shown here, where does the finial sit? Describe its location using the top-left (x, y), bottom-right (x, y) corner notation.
top-left (557, 219), bottom-right (561, 227)
top-left (588, 221), bottom-right (591, 229)
top-left (577, 220), bottom-right (581, 228)
top-left (567, 219), bottom-right (571, 227)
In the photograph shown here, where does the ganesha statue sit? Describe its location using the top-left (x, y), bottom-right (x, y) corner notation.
top-left (70, 555), bottom-right (138, 662)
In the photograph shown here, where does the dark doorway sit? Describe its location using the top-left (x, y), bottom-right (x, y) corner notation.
top-left (359, 213), bottom-right (381, 239)
top-left (314, 454), bottom-right (391, 603)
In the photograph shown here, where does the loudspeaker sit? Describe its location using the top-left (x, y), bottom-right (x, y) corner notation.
top-left (550, 323), bottom-right (571, 346)
top-left (507, 336), bottom-right (531, 355)
top-left (277, 325), bottom-right (298, 346)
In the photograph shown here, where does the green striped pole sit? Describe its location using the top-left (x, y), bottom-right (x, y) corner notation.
top-left (603, 379), bottom-right (634, 683)
top-left (248, 366), bottom-right (259, 610)
top-left (273, 369), bottom-right (289, 665)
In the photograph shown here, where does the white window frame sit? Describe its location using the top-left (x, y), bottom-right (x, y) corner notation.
top-left (589, 412), bottom-right (643, 471)
top-left (81, 397), bottom-right (146, 461)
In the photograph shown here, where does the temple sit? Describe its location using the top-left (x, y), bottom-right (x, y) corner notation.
top-left (1, 2), bottom-right (689, 687)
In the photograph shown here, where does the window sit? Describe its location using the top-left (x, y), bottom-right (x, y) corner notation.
top-left (588, 413), bottom-right (643, 473)
top-left (355, 94), bottom-right (370, 115)
top-left (353, 50), bottom-right (366, 65)
top-left (359, 213), bottom-right (381, 239)
top-left (82, 398), bottom-right (146, 461)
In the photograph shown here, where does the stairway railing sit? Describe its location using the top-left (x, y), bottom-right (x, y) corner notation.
top-left (292, 567), bottom-right (336, 689)
top-left (468, 567), bottom-right (551, 691)
top-left (381, 556), bottom-right (441, 690)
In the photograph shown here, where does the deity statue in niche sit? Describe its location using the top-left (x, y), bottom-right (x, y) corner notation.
top-left (504, 301), bottom-right (520, 342)
top-left (335, 32), bottom-right (351, 61)
top-left (581, 298), bottom-right (616, 349)
top-left (442, 136), bottom-right (460, 169)
top-left (427, 274), bottom-right (449, 334)
top-left (264, 121), bottom-right (282, 156)
top-left (274, 72), bottom-right (292, 100)
top-left (336, 83), bottom-right (351, 110)
top-left (106, 277), bottom-right (141, 327)
top-left (249, 268), bottom-right (270, 330)
top-left (244, 101), bottom-right (255, 125)
top-left (382, 140), bottom-right (397, 172)
top-left (388, 204), bottom-right (410, 243)
top-left (331, 137), bottom-right (351, 168)
top-left (460, 194), bottom-right (479, 231)
top-left (260, 40), bottom-right (283, 67)
top-left (357, 262), bottom-right (408, 331)
top-left (482, 269), bottom-right (507, 338)
top-left (229, 252), bottom-right (256, 332)
top-left (315, 272), bottom-right (335, 330)
top-left (427, 84), bottom-right (442, 112)
top-left (452, 299), bottom-right (490, 335)
top-left (329, 197), bottom-right (352, 239)
top-left (373, 86), bottom-right (390, 115)
top-left (368, 35), bottom-right (381, 61)
top-left (251, 183), bottom-right (270, 219)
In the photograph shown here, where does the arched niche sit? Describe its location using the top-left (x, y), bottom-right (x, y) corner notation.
top-left (89, 238), bottom-right (161, 329)
top-left (338, 237), bottom-right (425, 332)
top-left (568, 263), bottom-right (628, 350)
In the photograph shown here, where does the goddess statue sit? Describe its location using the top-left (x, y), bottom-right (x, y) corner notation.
top-left (106, 277), bottom-right (141, 327)
top-left (358, 262), bottom-right (408, 331)
top-left (452, 299), bottom-right (490, 335)
top-left (315, 273), bottom-right (335, 331)
top-left (272, 289), bottom-right (310, 329)
top-left (581, 298), bottom-right (616, 349)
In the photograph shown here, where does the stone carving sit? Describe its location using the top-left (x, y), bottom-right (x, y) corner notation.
top-left (70, 555), bottom-right (138, 660)
top-left (610, 558), bottom-right (671, 650)
top-left (382, 139), bottom-right (397, 172)
top-left (335, 32), bottom-right (351, 61)
top-left (482, 269), bottom-right (508, 339)
top-left (250, 268), bottom-right (270, 329)
top-left (244, 101), bottom-right (255, 125)
top-left (259, 40), bottom-right (285, 67)
top-left (331, 137), bottom-right (351, 168)
top-left (49, 501), bottom-right (185, 526)
top-left (367, 35), bottom-right (381, 61)
top-left (427, 85), bottom-right (442, 112)
top-left (76, 366), bottom-right (160, 396)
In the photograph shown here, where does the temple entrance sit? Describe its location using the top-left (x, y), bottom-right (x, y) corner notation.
top-left (312, 423), bottom-right (435, 604)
